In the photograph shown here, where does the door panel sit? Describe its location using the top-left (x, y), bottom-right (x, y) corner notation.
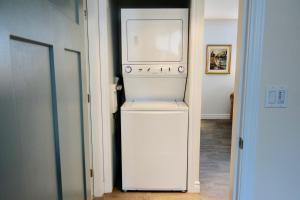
top-left (49, 0), bottom-right (80, 24)
top-left (0, 0), bottom-right (90, 199)
top-left (8, 37), bottom-right (58, 200)
top-left (59, 49), bottom-right (85, 200)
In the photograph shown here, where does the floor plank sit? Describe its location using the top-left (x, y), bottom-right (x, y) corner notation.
top-left (94, 189), bottom-right (205, 200)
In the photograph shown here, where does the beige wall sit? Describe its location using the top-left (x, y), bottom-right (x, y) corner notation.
top-left (254, 0), bottom-right (300, 199)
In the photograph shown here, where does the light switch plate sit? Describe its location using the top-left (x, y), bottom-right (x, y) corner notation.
top-left (277, 86), bottom-right (288, 108)
top-left (265, 85), bottom-right (288, 108)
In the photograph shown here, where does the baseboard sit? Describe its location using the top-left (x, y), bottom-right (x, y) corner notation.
top-left (201, 114), bottom-right (231, 120)
top-left (187, 181), bottom-right (200, 193)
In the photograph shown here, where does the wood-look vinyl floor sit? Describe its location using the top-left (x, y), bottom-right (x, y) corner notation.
top-left (95, 120), bottom-right (231, 200)
top-left (94, 189), bottom-right (211, 200)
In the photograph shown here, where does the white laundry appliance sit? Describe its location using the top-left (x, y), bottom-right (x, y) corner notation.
top-left (121, 9), bottom-right (189, 191)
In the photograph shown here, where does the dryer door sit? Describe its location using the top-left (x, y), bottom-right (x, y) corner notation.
top-left (121, 109), bottom-right (188, 191)
top-left (126, 19), bottom-right (183, 62)
top-left (121, 9), bottom-right (189, 65)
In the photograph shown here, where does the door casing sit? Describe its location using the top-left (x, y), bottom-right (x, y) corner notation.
top-left (88, 0), bottom-right (268, 199)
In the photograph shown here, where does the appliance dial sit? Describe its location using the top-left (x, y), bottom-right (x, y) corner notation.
top-left (125, 65), bottom-right (132, 73)
top-left (178, 66), bottom-right (185, 73)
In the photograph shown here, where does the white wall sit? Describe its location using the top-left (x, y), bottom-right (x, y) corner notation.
top-left (185, 0), bottom-right (205, 192)
top-left (201, 19), bottom-right (238, 119)
top-left (252, 0), bottom-right (300, 199)
top-left (205, 0), bottom-right (239, 19)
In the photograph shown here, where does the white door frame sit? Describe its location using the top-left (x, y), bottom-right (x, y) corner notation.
top-left (229, 0), bottom-right (266, 199)
top-left (83, 0), bottom-right (96, 198)
top-left (87, 0), bottom-right (267, 198)
top-left (97, 0), bottom-right (115, 194)
top-left (86, 0), bottom-right (105, 197)
top-left (87, 0), bottom-right (115, 197)
top-left (185, 0), bottom-right (204, 192)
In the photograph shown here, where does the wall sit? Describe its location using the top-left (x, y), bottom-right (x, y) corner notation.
top-left (252, 0), bottom-right (300, 199)
top-left (201, 19), bottom-right (238, 119)
top-left (205, 0), bottom-right (239, 19)
top-left (184, 0), bottom-right (205, 192)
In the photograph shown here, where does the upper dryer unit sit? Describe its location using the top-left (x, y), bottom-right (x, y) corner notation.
top-left (121, 9), bottom-right (189, 65)
top-left (121, 9), bottom-right (189, 101)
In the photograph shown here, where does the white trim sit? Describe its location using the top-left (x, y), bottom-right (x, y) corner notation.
top-left (186, 0), bottom-right (205, 193)
top-left (87, 0), bottom-right (105, 197)
top-left (98, 0), bottom-right (114, 193)
top-left (229, 0), bottom-right (266, 200)
top-left (201, 114), bottom-right (231, 120)
top-left (83, 0), bottom-right (95, 199)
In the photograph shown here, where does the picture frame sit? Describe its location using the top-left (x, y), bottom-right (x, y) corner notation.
top-left (206, 45), bottom-right (232, 74)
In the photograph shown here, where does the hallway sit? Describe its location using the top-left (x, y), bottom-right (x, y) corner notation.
top-left (200, 119), bottom-right (232, 200)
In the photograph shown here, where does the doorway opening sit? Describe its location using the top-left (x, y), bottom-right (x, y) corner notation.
top-left (200, 1), bottom-right (239, 200)
top-left (90, 0), bottom-right (244, 199)
top-left (108, 0), bottom-right (191, 194)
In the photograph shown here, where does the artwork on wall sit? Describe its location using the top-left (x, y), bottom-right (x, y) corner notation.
top-left (206, 45), bottom-right (232, 74)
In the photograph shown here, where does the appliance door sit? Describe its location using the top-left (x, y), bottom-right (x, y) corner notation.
top-left (126, 19), bottom-right (183, 62)
top-left (121, 110), bottom-right (188, 191)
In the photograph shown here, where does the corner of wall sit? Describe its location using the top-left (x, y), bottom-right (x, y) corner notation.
top-left (186, 0), bottom-right (205, 193)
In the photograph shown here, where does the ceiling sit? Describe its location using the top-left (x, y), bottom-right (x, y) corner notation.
top-left (205, 0), bottom-right (239, 19)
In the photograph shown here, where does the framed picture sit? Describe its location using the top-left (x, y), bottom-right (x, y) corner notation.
top-left (206, 45), bottom-right (232, 74)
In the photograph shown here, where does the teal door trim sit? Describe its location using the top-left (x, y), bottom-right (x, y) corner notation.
top-left (49, 46), bottom-right (63, 200)
top-left (64, 48), bottom-right (88, 200)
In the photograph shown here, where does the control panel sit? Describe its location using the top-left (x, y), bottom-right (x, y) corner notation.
top-left (123, 65), bottom-right (187, 76)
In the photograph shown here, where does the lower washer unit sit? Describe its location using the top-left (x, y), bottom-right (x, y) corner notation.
top-left (121, 101), bottom-right (188, 191)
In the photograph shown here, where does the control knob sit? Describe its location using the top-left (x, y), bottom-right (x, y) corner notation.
top-left (125, 65), bottom-right (132, 73)
top-left (178, 66), bottom-right (185, 73)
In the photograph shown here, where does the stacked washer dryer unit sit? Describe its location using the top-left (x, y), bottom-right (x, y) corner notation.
top-left (121, 9), bottom-right (189, 191)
